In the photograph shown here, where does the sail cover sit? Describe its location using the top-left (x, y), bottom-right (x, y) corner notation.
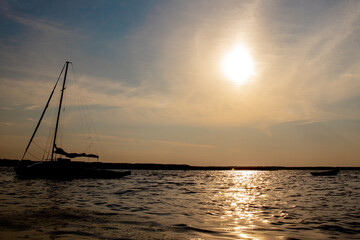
top-left (54, 145), bottom-right (99, 159)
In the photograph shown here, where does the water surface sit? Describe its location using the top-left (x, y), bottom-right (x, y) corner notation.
top-left (0, 168), bottom-right (359, 239)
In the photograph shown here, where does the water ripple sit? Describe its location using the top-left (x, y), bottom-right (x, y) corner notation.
top-left (1, 168), bottom-right (360, 239)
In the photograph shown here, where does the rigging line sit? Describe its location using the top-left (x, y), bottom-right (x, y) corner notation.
top-left (70, 62), bottom-right (102, 161)
top-left (71, 63), bottom-right (96, 155)
top-left (51, 61), bottom-right (70, 161)
top-left (75, 80), bottom-right (88, 152)
top-left (79, 109), bottom-right (89, 154)
top-left (80, 98), bottom-right (94, 153)
top-left (26, 151), bottom-right (42, 161)
top-left (32, 141), bottom-right (47, 152)
top-left (72, 68), bottom-right (89, 146)
top-left (59, 65), bottom-right (72, 147)
top-left (43, 97), bottom-right (59, 161)
top-left (80, 92), bottom-right (102, 161)
top-left (58, 79), bottom-right (67, 147)
top-left (84, 105), bottom-right (104, 162)
top-left (85, 101), bottom-right (105, 161)
top-left (21, 63), bottom-right (66, 160)
top-left (32, 141), bottom-right (51, 161)
top-left (83, 142), bottom-right (93, 153)
top-left (75, 76), bottom-right (100, 155)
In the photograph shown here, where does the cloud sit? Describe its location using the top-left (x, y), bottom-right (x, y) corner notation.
top-left (1, 7), bottom-right (78, 38)
top-left (24, 105), bottom-right (39, 110)
top-left (0, 1), bottom-right (87, 83)
top-left (0, 77), bottom-right (54, 107)
top-left (0, 122), bottom-right (13, 127)
top-left (1, 0), bottom-right (360, 132)
top-left (150, 139), bottom-right (214, 149)
top-left (247, 0), bottom-right (360, 124)
top-left (98, 134), bottom-right (213, 149)
top-left (54, 0), bottom-right (360, 130)
top-left (1, 0), bottom-right (360, 165)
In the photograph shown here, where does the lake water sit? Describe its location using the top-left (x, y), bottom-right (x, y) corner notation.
top-left (0, 167), bottom-right (359, 239)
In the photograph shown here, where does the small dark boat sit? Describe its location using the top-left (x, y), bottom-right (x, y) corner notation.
top-left (311, 168), bottom-right (339, 176)
top-left (15, 62), bottom-right (131, 180)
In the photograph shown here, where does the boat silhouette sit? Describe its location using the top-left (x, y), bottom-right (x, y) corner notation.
top-left (15, 62), bottom-right (130, 179)
top-left (311, 168), bottom-right (339, 176)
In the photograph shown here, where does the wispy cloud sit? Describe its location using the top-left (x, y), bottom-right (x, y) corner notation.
top-left (2, 0), bottom-right (360, 130)
top-left (0, 122), bottom-right (13, 127)
top-left (24, 105), bottom-right (39, 110)
top-left (0, 1), bottom-right (86, 83)
top-left (0, 77), bottom-right (54, 108)
top-left (237, 0), bottom-right (360, 126)
top-left (150, 139), bottom-right (214, 149)
top-left (1, 6), bottom-right (78, 38)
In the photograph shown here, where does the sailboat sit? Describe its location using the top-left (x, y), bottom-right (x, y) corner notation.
top-left (15, 61), bottom-right (131, 179)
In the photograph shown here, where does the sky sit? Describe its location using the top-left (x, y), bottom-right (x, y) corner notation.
top-left (1, 0), bottom-right (360, 166)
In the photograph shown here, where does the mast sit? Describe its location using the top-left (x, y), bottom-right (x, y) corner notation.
top-left (51, 61), bottom-right (71, 161)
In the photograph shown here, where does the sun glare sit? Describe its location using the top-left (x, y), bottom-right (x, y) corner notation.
top-left (221, 44), bottom-right (255, 85)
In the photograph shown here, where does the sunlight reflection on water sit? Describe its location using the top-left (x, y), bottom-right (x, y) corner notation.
top-left (1, 168), bottom-right (360, 239)
top-left (208, 171), bottom-right (271, 239)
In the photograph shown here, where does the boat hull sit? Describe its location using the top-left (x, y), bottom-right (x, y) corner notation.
top-left (15, 161), bottom-right (131, 180)
top-left (311, 169), bottom-right (339, 176)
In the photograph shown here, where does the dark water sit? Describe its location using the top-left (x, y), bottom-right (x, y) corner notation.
top-left (0, 168), bottom-right (359, 239)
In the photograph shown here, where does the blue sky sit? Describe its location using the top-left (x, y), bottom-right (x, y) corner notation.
top-left (1, 0), bottom-right (360, 166)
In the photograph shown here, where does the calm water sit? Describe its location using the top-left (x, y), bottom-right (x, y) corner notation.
top-left (0, 168), bottom-right (359, 240)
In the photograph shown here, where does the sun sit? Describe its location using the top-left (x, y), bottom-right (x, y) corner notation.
top-left (221, 44), bottom-right (255, 85)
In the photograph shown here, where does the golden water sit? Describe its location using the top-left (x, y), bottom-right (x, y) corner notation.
top-left (0, 168), bottom-right (359, 239)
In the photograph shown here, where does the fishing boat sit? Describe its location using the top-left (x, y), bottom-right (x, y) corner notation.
top-left (15, 61), bottom-right (131, 179)
top-left (311, 168), bottom-right (339, 176)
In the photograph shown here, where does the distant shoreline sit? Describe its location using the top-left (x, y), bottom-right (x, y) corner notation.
top-left (1, 158), bottom-right (359, 170)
